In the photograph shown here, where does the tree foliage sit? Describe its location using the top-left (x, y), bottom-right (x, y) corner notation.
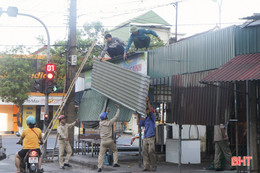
top-left (83, 21), bottom-right (107, 42)
top-left (0, 48), bottom-right (35, 107)
top-left (0, 54), bottom-right (35, 126)
top-left (48, 22), bottom-right (107, 91)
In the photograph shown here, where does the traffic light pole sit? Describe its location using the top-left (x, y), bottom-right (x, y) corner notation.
top-left (16, 12), bottom-right (51, 160)
top-left (1, 6), bottom-right (51, 160)
top-left (43, 92), bottom-right (49, 159)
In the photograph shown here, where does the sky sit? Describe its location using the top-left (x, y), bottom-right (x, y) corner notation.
top-left (0, 0), bottom-right (259, 52)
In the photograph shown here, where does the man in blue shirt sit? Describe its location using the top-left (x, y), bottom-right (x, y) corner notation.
top-left (138, 98), bottom-right (157, 172)
top-left (124, 26), bottom-right (161, 60)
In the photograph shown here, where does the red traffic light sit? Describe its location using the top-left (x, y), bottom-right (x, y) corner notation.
top-left (46, 64), bottom-right (55, 72)
top-left (46, 73), bottom-right (54, 80)
top-left (44, 114), bottom-right (49, 118)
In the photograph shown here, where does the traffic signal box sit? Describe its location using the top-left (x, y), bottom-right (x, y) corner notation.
top-left (44, 114), bottom-right (49, 125)
top-left (34, 79), bottom-right (45, 94)
top-left (46, 64), bottom-right (55, 94)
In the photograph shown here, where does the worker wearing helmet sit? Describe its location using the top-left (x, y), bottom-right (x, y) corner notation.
top-left (15, 116), bottom-right (44, 173)
top-left (124, 26), bottom-right (161, 60)
top-left (97, 104), bottom-right (120, 172)
top-left (57, 115), bottom-right (79, 169)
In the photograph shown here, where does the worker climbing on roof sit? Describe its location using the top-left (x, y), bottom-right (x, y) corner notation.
top-left (124, 26), bottom-right (161, 60)
top-left (57, 115), bottom-right (80, 170)
top-left (137, 97), bottom-right (157, 172)
top-left (101, 34), bottom-right (126, 58)
top-left (97, 104), bottom-right (120, 172)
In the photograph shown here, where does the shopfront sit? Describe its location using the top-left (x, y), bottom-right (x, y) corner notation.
top-left (22, 95), bottom-right (63, 130)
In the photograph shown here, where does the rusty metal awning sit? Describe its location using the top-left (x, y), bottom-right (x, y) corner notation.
top-left (201, 53), bottom-right (260, 83)
top-left (169, 70), bottom-right (232, 126)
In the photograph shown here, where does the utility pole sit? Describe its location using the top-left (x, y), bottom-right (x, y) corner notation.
top-left (212, 0), bottom-right (223, 28)
top-left (172, 1), bottom-right (179, 42)
top-left (174, 2), bottom-right (178, 42)
top-left (65, 0), bottom-right (77, 152)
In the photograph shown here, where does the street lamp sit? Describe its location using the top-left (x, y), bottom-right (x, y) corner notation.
top-left (1, 6), bottom-right (51, 119)
top-left (3, 7), bottom-right (51, 63)
top-left (1, 6), bottom-right (51, 158)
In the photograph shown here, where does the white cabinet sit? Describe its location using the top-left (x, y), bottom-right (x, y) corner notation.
top-left (166, 139), bottom-right (201, 164)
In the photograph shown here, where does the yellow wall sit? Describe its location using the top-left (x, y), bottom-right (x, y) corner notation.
top-left (22, 105), bottom-right (36, 129)
top-left (0, 105), bottom-right (14, 132)
top-left (52, 106), bottom-right (59, 129)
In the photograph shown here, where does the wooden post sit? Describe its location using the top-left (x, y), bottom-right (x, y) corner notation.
top-left (138, 113), bottom-right (142, 168)
top-left (65, 0), bottom-right (77, 153)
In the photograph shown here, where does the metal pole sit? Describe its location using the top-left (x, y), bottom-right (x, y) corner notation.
top-left (213, 0), bottom-right (223, 28)
top-left (234, 82), bottom-right (238, 173)
top-left (215, 83), bottom-right (220, 124)
top-left (178, 124), bottom-right (182, 173)
top-left (17, 13), bottom-right (50, 63)
top-left (138, 113), bottom-right (142, 168)
top-left (173, 2), bottom-right (178, 42)
top-left (218, 0), bottom-right (223, 28)
top-left (16, 12), bottom-right (51, 159)
top-left (246, 80), bottom-right (250, 172)
top-left (43, 93), bottom-right (49, 159)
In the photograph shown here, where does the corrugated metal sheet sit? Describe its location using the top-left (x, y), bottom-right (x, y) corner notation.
top-left (91, 58), bottom-right (150, 115)
top-left (77, 89), bottom-right (133, 122)
top-left (235, 25), bottom-right (260, 55)
top-left (201, 53), bottom-right (260, 83)
top-left (77, 90), bottom-right (106, 121)
top-left (168, 70), bottom-right (233, 125)
top-left (106, 99), bottom-right (133, 122)
top-left (148, 26), bottom-right (235, 78)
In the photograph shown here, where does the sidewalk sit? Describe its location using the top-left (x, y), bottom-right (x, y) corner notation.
top-left (69, 152), bottom-right (237, 173)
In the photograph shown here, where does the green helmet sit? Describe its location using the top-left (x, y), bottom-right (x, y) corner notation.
top-left (130, 26), bottom-right (138, 33)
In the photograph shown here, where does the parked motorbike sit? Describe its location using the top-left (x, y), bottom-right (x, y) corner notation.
top-left (16, 142), bottom-right (41, 173)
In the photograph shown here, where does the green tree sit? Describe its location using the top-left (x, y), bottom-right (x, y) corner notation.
top-left (0, 55), bottom-right (35, 126)
top-left (48, 22), bottom-right (107, 91)
top-left (83, 21), bottom-right (107, 42)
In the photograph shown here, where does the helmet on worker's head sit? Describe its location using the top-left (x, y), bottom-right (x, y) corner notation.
top-left (59, 115), bottom-right (67, 120)
top-left (26, 116), bottom-right (36, 125)
top-left (99, 112), bottom-right (108, 120)
top-left (130, 26), bottom-right (138, 33)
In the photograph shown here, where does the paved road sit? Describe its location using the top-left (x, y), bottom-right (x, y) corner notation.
top-left (0, 134), bottom-right (135, 173)
top-left (0, 134), bottom-right (93, 173)
top-left (2, 134), bottom-right (57, 156)
top-left (0, 155), bottom-right (96, 173)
